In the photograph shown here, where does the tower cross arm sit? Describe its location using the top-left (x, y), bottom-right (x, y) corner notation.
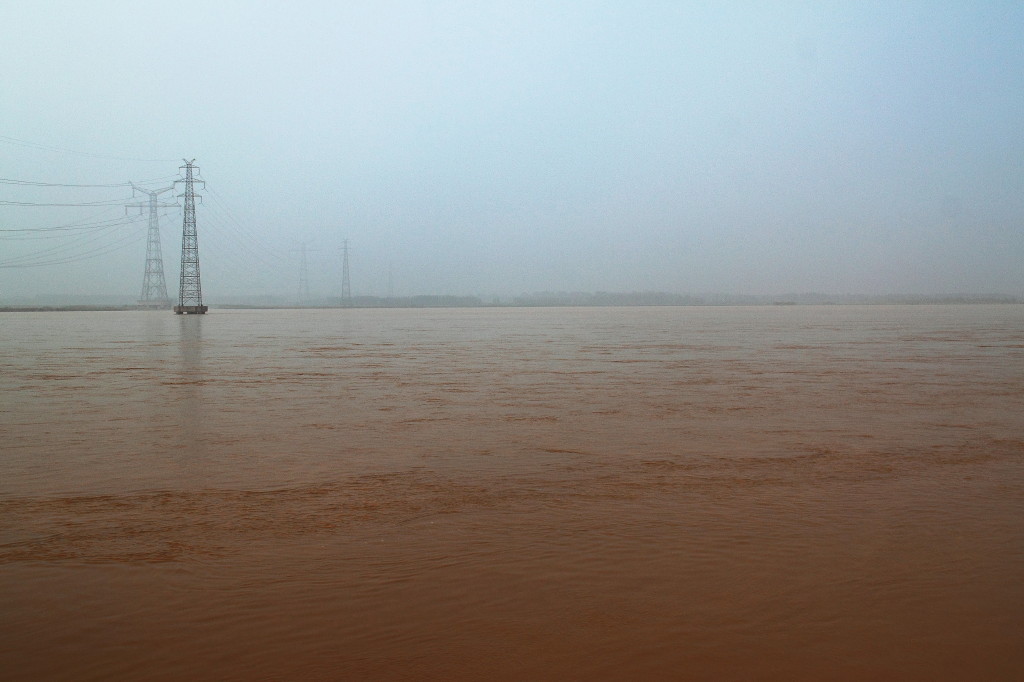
top-left (125, 201), bottom-right (178, 209)
top-left (130, 182), bottom-right (175, 198)
top-left (125, 202), bottom-right (178, 215)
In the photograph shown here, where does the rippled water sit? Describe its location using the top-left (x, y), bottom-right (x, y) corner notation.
top-left (1, 305), bottom-right (1022, 680)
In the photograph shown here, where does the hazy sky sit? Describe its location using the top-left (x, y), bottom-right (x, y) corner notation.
top-left (2, 1), bottom-right (1022, 300)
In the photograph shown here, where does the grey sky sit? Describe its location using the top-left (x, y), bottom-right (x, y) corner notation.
top-left (2, 1), bottom-right (1022, 300)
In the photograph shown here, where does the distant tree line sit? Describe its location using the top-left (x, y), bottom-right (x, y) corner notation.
top-left (509, 291), bottom-right (705, 306)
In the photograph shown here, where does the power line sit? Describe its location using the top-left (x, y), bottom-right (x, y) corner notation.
top-left (0, 213), bottom-right (171, 241)
top-left (0, 196), bottom-right (136, 207)
top-left (1, 178), bottom-right (130, 188)
top-left (0, 234), bottom-right (146, 268)
top-left (0, 217), bottom-right (140, 264)
top-left (0, 134), bottom-right (178, 163)
top-left (0, 174), bottom-right (179, 188)
top-left (203, 185), bottom-right (288, 260)
top-left (0, 223), bottom-right (147, 268)
top-left (0, 209), bottom-right (143, 234)
top-left (198, 187), bottom-right (292, 275)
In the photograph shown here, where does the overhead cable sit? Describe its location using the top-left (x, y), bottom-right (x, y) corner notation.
top-left (0, 134), bottom-right (178, 163)
top-left (0, 223), bottom-right (146, 268)
top-left (0, 174), bottom-right (179, 188)
top-left (0, 210), bottom-right (140, 233)
top-left (0, 197), bottom-right (136, 207)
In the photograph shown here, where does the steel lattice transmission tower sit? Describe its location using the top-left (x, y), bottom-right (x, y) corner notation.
top-left (173, 159), bottom-right (208, 314)
top-left (298, 242), bottom-right (311, 304)
top-left (341, 239), bottom-right (352, 307)
top-left (127, 183), bottom-right (175, 308)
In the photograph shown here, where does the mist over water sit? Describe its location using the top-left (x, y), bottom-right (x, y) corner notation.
top-left (3, 4), bottom-right (1024, 300)
top-left (1, 305), bottom-right (1022, 680)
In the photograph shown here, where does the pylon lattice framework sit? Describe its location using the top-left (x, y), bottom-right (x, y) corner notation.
top-left (341, 239), bottom-right (351, 306)
top-left (299, 242), bottom-right (310, 304)
top-left (174, 159), bottom-right (207, 314)
top-left (127, 183), bottom-right (175, 307)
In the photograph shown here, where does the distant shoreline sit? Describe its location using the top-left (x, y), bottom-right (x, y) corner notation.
top-left (0, 305), bottom-right (144, 313)
top-left (2, 299), bottom-right (1021, 313)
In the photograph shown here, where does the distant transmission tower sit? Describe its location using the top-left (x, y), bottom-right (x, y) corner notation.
top-left (341, 239), bottom-right (352, 306)
top-left (127, 183), bottom-right (175, 308)
top-left (173, 159), bottom-right (207, 315)
top-left (298, 242), bottom-right (311, 304)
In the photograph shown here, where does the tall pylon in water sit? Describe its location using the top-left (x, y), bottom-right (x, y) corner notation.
top-left (341, 238), bottom-right (352, 307)
top-left (173, 159), bottom-right (207, 314)
top-left (127, 183), bottom-right (175, 307)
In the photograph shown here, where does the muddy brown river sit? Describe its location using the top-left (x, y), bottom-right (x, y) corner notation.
top-left (1, 305), bottom-right (1021, 680)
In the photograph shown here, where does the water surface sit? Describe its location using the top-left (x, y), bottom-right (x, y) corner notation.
top-left (1, 306), bottom-right (1022, 679)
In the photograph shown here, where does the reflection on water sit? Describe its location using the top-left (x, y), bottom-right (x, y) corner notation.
top-left (175, 316), bottom-right (204, 456)
top-left (0, 306), bottom-right (1022, 680)
top-left (177, 313), bottom-right (203, 374)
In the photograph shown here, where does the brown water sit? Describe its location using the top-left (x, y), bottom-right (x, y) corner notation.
top-left (1, 305), bottom-right (1022, 680)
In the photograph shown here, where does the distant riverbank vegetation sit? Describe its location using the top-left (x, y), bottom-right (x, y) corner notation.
top-left (210, 291), bottom-right (1024, 308)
